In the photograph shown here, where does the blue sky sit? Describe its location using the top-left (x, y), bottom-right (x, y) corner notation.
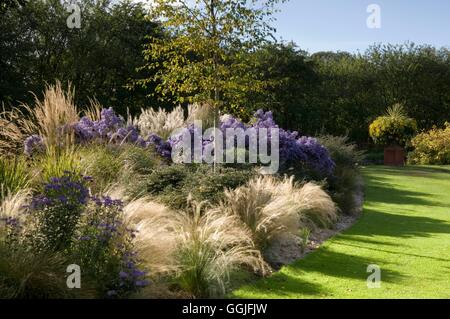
top-left (272, 0), bottom-right (450, 53)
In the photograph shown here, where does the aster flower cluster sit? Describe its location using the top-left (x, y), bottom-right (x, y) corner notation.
top-left (75, 193), bottom-right (148, 298)
top-left (72, 107), bottom-right (171, 159)
top-left (251, 110), bottom-right (335, 176)
top-left (23, 107), bottom-right (172, 159)
top-left (73, 107), bottom-right (124, 142)
top-left (29, 171), bottom-right (91, 250)
top-left (31, 173), bottom-right (90, 210)
top-left (147, 133), bottom-right (172, 159)
top-left (167, 109), bottom-right (335, 176)
top-left (110, 252), bottom-right (150, 297)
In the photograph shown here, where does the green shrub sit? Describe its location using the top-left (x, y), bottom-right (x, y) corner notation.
top-left (408, 123), bottom-right (450, 165)
top-left (146, 164), bottom-right (255, 209)
top-left (369, 104), bottom-right (417, 146)
top-left (317, 135), bottom-right (365, 167)
top-left (79, 144), bottom-right (163, 196)
top-left (328, 166), bottom-right (362, 215)
top-left (78, 145), bottom-right (124, 194)
top-left (0, 156), bottom-right (31, 199)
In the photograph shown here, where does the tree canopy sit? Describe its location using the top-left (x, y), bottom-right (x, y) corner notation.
top-left (137, 0), bottom-right (285, 113)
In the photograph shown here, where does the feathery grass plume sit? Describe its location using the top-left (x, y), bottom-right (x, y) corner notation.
top-left (293, 182), bottom-right (338, 229)
top-left (186, 102), bottom-right (218, 129)
top-left (0, 82), bottom-right (79, 155)
top-left (135, 106), bottom-right (185, 139)
top-left (33, 81), bottom-right (79, 148)
top-left (122, 196), bottom-right (267, 298)
top-left (122, 196), bottom-right (178, 278)
top-left (0, 242), bottom-right (94, 299)
top-left (84, 98), bottom-right (103, 122)
top-left (0, 188), bottom-right (30, 226)
top-left (172, 201), bottom-right (267, 298)
top-left (222, 176), bottom-right (338, 249)
top-left (222, 176), bottom-right (302, 249)
top-left (0, 157), bottom-right (31, 200)
top-left (0, 104), bottom-right (38, 155)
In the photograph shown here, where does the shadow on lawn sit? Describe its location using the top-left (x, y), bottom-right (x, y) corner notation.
top-left (350, 209), bottom-right (450, 238)
top-left (364, 165), bottom-right (450, 181)
top-left (250, 272), bottom-right (329, 297)
top-left (251, 248), bottom-right (406, 297)
top-left (333, 241), bottom-right (450, 263)
top-left (363, 170), bottom-right (447, 207)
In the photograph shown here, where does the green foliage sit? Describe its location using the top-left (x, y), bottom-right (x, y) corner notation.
top-left (0, 0), bottom-right (162, 114)
top-left (34, 147), bottom-right (82, 188)
top-left (408, 122), bottom-right (450, 165)
top-left (252, 43), bottom-right (450, 143)
top-left (0, 242), bottom-right (87, 299)
top-left (369, 104), bottom-right (417, 146)
top-left (146, 164), bottom-right (255, 209)
top-left (317, 135), bottom-right (364, 214)
top-left (236, 42), bottom-right (317, 124)
top-left (298, 228), bottom-right (310, 254)
top-left (317, 135), bottom-right (365, 167)
top-left (328, 166), bottom-right (362, 215)
top-left (0, 156), bottom-right (30, 198)
top-left (138, 0), bottom-right (284, 109)
top-left (78, 145), bottom-right (125, 194)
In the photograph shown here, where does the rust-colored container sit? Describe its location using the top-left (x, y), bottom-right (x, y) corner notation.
top-left (384, 145), bottom-right (405, 166)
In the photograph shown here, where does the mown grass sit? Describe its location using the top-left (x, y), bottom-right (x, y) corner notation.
top-left (232, 165), bottom-right (450, 299)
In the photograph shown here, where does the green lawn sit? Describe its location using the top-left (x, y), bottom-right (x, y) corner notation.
top-left (232, 166), bottom-right (450, 299)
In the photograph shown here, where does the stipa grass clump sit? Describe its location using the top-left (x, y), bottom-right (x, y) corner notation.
top-left (221, 176), bottom-right (337, 251)
top-left (0, 243), bottom-right (84, 299)
top-left (123, 197), bottom-right (267, 299)
top-left (173, 202), bottom-right (267, 298)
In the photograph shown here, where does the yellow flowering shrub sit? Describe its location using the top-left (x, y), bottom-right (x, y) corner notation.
top-left (408, 122), bottom-right (450, 165)
top-left (369, 114), bottom-right (417, 146)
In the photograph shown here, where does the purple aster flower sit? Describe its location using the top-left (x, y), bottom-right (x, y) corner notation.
top-left (24, 135), bottom-right (44, 156)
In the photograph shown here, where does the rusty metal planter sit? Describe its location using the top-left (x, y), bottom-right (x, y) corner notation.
top-left (384, 145), bottom-right (405, 166)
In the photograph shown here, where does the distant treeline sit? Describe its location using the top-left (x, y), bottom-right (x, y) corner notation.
top-left (1, 0), bottom-right (450, 144)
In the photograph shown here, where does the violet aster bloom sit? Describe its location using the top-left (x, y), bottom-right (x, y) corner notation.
top-left (24, 135), bottom-right (44, 156)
